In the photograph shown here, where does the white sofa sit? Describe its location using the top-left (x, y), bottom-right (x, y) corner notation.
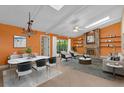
top-left (102, 53), bottom-right (124, 76)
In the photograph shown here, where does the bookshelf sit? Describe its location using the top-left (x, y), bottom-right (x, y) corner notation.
top-left (100, 35), bottom-right (121, 49)
top-left (72, 37), bottom-right (84, 48)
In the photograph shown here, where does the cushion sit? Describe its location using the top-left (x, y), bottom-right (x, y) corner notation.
top-left (61, 51), bottom-right (67, 55)
top-left (83, 55), bottom-right (90, 59)
top-left (79, 57), bottom-right (91, 61)
top-left (110, 56), bottom-right (114, 60)
top-left (66, 54), bottom-right (71, 58)
top-left (114, 57), bottom-right (120, 61)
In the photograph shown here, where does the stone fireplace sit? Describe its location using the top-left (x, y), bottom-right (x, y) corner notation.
top-left (84, 29), bottom-right (100, 57)
top-left (86, 48), bottom-right (96, 55)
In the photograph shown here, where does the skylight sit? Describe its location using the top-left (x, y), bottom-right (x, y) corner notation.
top-left (50, 5), bottom-right (64, 11)
top-left (85, 16), bottom-right (110, 28)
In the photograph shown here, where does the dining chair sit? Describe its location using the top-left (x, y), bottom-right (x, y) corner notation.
top-left (47, 57), bottom-right (57, 67)
top-left (9, 54), bottom-right (20, 68)
top-left (10, 54), bottom-right (20, 59)
top-left (16, 62), bottom-right (32, 79)
top-left (32, 59), bottom-right (47, 71)
top-left (22, 53), bottom-right (29, 57)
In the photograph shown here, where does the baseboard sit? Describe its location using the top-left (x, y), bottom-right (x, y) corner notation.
top-left (0, 65), bottom-right (8, 70)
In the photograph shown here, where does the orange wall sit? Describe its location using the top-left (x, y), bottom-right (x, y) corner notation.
top-left (100, 22), bottom-right (121, 56)
top-left (71, 35), bottom-right (84, 54)
top-left (71, 22), bottom-right (121, 56)
top-left (0, 23), bottom-right (45, 65)
top-left (0, 23), bottom-right (69, 65)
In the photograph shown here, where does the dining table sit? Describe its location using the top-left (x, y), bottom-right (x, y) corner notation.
top-left (8, 56), bottom-right (50, 68)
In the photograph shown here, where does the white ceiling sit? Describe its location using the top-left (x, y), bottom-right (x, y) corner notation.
top-left (0, 5), bottom-right (124, 37)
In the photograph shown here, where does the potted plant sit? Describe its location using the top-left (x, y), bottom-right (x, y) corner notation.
top-left (25, 47), bottom-right (32, 58)
top-left (25, 47), bottom-right (32, 54)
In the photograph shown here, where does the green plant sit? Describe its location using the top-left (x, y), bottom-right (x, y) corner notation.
top-left (25, 47), bottom-right (32, 54)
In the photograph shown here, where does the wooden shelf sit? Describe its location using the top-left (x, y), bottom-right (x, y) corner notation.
top-left (100, 46), bottom-right (121, 48)
top-left (100, 36), bottom-right (121, 39)
top-left (74, 42), bottom-right (83, 44)
top-left (100, 34), bottom-right (121, 50)
top-left (72, 37), bottom-right (84, 48)
top-left (100, 41), bottom-right (121, 43)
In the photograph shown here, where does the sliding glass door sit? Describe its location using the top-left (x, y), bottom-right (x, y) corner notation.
top-left (57, 39), bottom-right (68, 53)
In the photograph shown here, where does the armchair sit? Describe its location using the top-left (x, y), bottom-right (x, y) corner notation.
top-left (69, 51), bottom-right (77, 59)
top-left (61, 51), bottom-right (72, 61)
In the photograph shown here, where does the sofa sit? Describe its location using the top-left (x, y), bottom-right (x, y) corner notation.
top-left (102, 53), bottom-right (124, 76)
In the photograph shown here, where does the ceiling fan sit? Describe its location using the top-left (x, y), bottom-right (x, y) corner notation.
top-left (73, 26), bottom-right (86, 32)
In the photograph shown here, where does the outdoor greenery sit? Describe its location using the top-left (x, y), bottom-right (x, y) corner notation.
top-left (57, 39), bottom-right (68, 53)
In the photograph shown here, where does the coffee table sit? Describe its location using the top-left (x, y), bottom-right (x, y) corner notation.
top-left (106, 63), bottom-right (123, 78)
top-left (79, 57), bottom-right (91, 64)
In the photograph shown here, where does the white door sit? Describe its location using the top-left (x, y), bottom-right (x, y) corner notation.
top-left (40, 35), bottom-right (50, 56)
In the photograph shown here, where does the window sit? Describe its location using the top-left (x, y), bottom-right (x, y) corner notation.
top-left (57, 39), bottom-right (68, 53)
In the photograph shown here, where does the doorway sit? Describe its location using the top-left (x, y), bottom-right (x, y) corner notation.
top-left (40, 35), bottom-right (50, 56)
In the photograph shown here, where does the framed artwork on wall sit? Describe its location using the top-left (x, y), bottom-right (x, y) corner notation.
top-left (14, 35), bottom-right (26, 48)
top-left (86, 31), bottom-right (95, 44)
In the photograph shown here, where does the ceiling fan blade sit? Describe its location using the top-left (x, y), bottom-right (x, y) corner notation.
top-left (78, 28), bottom-right (86, 31)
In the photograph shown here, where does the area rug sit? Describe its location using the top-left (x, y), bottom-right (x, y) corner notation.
top-left (3, 68), bottom-right (62, 87)
top-left (62, 59), bottom-right (124, 80)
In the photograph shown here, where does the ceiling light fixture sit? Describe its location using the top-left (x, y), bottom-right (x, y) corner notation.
top-left (50, 5), bottom-right (64, 11)
top-left (73, 26), bottom-right (79, 32)
top-left (73, 26), bottom-right (85, 32)
top-left (23, 12), bottom-right (36, 38)
top-left (85, 16), bottom-right (110, 28)
top-left (73, 29), bottom-right (79, 32)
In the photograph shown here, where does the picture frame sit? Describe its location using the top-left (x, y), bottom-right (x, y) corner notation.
top-left (86, 31), bottom-right (95, 44)
top-left (14, 35), bottom-right (26, 48)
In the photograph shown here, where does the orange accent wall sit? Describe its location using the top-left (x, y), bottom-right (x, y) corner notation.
top-left (71, 22), bottom-right (121, 56)
top-left (100, 22), bottom-right (121, 56)
top-left (0, 23), bottom-right (69, 65)
top-left (0, 23), bottom-right (45, 65)
top-left (71, 35), bottom-right (84, 54)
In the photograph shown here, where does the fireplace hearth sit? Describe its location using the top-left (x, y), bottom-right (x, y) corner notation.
top-left (86, 48), bottom-right (95, 56)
